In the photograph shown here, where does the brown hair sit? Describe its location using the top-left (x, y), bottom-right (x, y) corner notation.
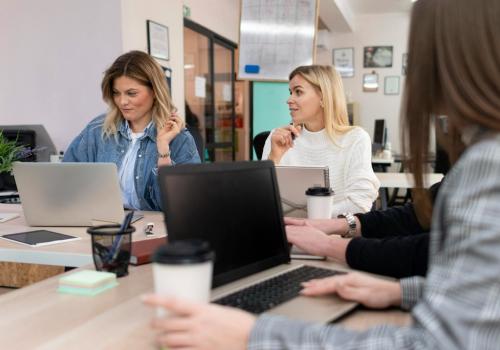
top-left (403, 0), bottom-right (500, 224)
top-left (289, 65), bottom-right (354, 144)
top-left (100, 50), bottom-right (177, 136)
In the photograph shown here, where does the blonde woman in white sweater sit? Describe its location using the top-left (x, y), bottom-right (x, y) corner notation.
top-left (262, 65), bottom-right (379, 215)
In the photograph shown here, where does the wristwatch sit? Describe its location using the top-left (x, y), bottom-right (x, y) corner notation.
top-left (337, 212), bottom-right (356, 238)
top-left (158, 149), bottom-right (171, 158)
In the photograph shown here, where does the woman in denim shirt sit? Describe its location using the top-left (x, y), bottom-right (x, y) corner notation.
top-left (64, 51), bottom-right (200, 211)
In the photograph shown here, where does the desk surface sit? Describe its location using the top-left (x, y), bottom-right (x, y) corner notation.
top-left (0, 204), bottom-right (166, 267)
top-left (376, 172), bottom-right (443, 189)
top-left (0, 261), bottom-right (411, 349)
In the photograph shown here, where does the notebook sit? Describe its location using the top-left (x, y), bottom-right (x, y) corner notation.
top-left (158, 161), bottom-right (356, 323)
top-left (0, 229), bottom-right (80, 247)
top-left (275, 165), bottom-right (330, 215)
top-left (12, 162), bottom-right (125, 226)
top-left (130, 237), bottom-right (167, 265)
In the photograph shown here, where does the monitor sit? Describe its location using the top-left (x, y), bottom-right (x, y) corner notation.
top-left (373, 119), bottom-right (387, 153)
top-left (0, 125), bottom-right (57, 162)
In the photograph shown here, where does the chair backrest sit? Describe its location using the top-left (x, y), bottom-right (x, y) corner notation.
top-left (253, 131), bottom-right (270, 160)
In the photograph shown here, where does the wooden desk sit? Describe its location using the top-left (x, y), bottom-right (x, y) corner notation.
top-left (0, 262), bottom-right (411, 349)
top-left (0, 204), bottom-right (166, 287)
top-left (375, 172), bottom-right (444, 209)
top-left (0, 204), bottom-right (166, 267)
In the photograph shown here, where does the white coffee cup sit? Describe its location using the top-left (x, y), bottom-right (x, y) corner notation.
top-left (152, 240), bottom-right (214, 317)
top-left (306, 187), bottom-right (334, 219)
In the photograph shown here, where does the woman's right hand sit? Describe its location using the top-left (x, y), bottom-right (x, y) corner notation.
top-left (300, 272), bottom-right (402, 309)
top-left (268, 124), bottom-right (302, 163)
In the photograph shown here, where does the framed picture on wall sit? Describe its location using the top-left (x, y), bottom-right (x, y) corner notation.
top-left (384, 76), bottom-right (400, 95)
top-left (147, 20), bottom-right (169, 60)
top-left (402, 53), bottom-right (408, 75)
top-left (333, 48), bottom-right (354, 78)
top-left (363, 46), bottom-right (393, 68)
top-left (363, 72), bottom-right (379, 92)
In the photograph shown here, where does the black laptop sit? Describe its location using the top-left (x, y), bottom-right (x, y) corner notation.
top-left (158, 161), bottom-right (357, 322)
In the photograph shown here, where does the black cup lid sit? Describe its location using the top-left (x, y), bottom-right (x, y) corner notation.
top-left (305, 186), bottom-right (334, 196)
top-left (152, 239), bottom-right (214, 265)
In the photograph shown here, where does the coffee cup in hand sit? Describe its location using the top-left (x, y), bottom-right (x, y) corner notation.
top-left (306, 187), bottom-right (334, 219)
top-left (152, 239), bottom-right (214, 317)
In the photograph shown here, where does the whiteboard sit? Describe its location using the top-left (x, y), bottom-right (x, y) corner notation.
top-left (238, 0), bottom-right (318, 81)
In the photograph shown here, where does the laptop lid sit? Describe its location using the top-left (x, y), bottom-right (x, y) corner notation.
top-left (275, 165), bottom-right (330, 215)
top-left (13, 162), bottom-right (125, 226)
top-left (158, 161), bottom-right (290, 288)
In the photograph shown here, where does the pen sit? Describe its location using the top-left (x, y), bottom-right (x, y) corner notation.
top-left (108, 211), bottom-right (135, 262)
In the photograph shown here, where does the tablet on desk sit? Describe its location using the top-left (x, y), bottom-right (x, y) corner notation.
top-left (0, 230), bottom-right (81, 247)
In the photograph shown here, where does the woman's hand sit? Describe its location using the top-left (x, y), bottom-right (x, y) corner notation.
top-left (285, 217), bottom-right (352, 236)
top-left (268, 124), bottom-right (302, 163)
top-left (286, 223), bottom-right (348, 263)
top-left (157, 113), bottom-right (184, 145)
top-left (142, 295), bottom-right (256, 350)
top-left (301, 272), bottom-right (401, 309)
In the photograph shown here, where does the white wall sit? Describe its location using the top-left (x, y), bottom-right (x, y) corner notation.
top-left (183, 0), bottom-right (240, 43)
top-left (120, 0), bottom-right (185, 117)
top-left (317, 13), bottom-right (410, 153)
top-left (0, 0), bottom-right (122, 152)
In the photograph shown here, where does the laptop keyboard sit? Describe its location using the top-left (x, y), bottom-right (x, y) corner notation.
top-left (213, 265), bottom-right (343, 314)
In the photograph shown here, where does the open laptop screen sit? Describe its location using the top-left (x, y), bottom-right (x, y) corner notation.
top-left (158, 161), bottom-right (290, 287)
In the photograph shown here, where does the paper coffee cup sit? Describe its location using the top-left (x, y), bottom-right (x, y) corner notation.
top-left (306, 187), bottom-right (334, 219)
top-left (152, 240), bottom-right (214, 317)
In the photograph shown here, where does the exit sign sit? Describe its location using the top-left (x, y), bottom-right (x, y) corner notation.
top-left (183, 5), bottom-right (191, 18)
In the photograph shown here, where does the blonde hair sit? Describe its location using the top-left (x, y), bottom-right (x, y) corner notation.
top-left (289, 65), bottom-right (353, 143)
top-left (100, 50), bottom-right (177, 137)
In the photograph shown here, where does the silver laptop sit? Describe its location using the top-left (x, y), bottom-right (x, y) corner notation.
top-left (275, 165), bottom-right (330, 216)
top-left (13, 162), bottom-right (125, 226)
top-left (158, 161), bottom-right (356, 323)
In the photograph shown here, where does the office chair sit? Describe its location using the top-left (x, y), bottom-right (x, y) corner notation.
top-left (253, 131), bottom-right (270, 160)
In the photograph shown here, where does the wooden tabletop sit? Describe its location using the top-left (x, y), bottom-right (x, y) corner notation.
top-left (0, 204), bottom-right (167, 267)
top-left (0, 262), bottom-right (411, 349)
top-left (376, 172), bottom-right (443, 189)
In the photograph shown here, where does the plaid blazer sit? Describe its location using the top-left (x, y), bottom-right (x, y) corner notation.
top-left (249, 132), bottom-right (500, 350)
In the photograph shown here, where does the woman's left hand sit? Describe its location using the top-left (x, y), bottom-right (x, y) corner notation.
top-left (143, 295), bottom-right (256, 350)
top-left (157, 113), bottom-right (184, 145)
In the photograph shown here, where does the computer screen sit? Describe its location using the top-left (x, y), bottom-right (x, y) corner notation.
top-left (373, 119), bottom-right (387, 147)
top-left (158, 161), bottom-right (290, 287)
top-left (0, 125), bottom-right (57, 162)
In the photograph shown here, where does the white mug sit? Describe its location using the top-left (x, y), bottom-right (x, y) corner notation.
top-left (152, 240), bottom-right (214, 317)
top-left (306, 187), bottom-right (334, 219)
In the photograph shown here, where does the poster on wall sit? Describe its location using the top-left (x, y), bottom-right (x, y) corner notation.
top-left (332, 48), bottom-right (354, 78)
top-left (363, 46), bottom-right (393, 68)
top-left (384, 76), bottom-right (400, 95)
top-left (363, 72), bottom-right (379, 92)
top-left (147, 20), bottom-right (170, 61)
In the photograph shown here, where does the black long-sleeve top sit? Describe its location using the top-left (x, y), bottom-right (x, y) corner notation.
top-left (345, 182), bottom-right (441, 278)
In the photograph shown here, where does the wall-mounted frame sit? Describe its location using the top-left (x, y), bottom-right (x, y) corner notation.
top-left (147, 20), bottom-right (169, 61)
top-left (363, 72), bottom-right (379, 92)
top-left (363, 46), bottom-right (393, 68)
top-left (402, 53), bottom-right (408, 75)
top-left (384, 76), bottom-right (400, 95)
top-left (333, 47), bottom-right (354, 78)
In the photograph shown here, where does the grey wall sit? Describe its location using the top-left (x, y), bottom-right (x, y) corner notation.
top-left (0, 0), bottom-right (123, 152)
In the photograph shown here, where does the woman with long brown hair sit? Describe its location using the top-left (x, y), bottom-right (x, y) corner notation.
top-left (143, 0), bottom-right (500, 348)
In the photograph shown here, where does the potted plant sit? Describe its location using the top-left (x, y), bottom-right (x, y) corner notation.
top-left (0, 131), bottom-right (25, 190)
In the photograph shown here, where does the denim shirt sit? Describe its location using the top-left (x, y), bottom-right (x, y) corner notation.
top-left (63, 114), bottom-right (201, 211)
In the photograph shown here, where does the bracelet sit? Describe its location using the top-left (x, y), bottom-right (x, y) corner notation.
top-left (158, 149), bottom-right (171, 158)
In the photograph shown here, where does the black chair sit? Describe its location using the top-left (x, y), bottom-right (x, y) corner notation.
top-left (253, 131), bottom-right (270, 160)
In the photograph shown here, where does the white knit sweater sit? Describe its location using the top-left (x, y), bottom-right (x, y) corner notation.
top-left (262, 126), bottom-right (380, 216)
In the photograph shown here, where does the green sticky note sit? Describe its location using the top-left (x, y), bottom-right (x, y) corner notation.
top-left (57, 281), bottom-right (119, 296)
top-left (59, 270), bottom-right (116, 288)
